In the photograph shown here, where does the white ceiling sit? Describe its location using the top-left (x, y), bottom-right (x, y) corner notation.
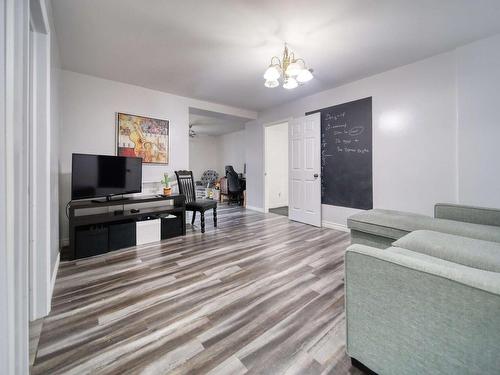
top-left (189, 108), bottom-right (249, 136)
top-left (52, 0), bottom-right (500, 112)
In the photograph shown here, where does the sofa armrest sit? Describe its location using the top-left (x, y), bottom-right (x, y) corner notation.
top-left (434, 203), bottom-right (500, 227)
top-left (346, 244), bottom-right (500, 295)
top-left (345, 244), bottom-right (500, 374)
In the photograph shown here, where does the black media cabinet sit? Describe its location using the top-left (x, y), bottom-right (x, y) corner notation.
top-left (67, 194), bottom-right (186, 260)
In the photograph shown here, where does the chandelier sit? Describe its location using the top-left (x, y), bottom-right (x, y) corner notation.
top-left (263, 44), bottom-right (314, 89)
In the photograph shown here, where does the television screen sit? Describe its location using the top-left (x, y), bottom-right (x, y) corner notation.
top-left (71, 154), bottom-right (142, 200)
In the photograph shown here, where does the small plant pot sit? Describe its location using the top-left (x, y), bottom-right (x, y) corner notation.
top-left (163, 187), bottom-right (172, 196)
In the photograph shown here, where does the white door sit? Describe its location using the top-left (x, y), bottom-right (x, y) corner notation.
top-left (289, 113), bottom-right (322, 226)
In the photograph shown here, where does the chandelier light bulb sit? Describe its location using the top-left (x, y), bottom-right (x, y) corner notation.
top-left (285, 61), bottom-right (302, 77)
top-left (297, 68), bottom-right (314, 83)
top-left (283, 77), bottom-right (298, 89)
top-left (264, 79), bottom-right (279, 88)
top-left (263, 65), bottom-right (280, 81)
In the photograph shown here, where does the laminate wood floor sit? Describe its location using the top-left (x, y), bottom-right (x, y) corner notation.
top-left (268, 206), bottom-right (289, 217)
top-left (33, 206), bottom-right (363, 375)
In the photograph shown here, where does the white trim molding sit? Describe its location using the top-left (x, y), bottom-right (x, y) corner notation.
top-left (49, 253), bottom-right (60, 301)
top-left (1, 0), bottom-right (30, 373)
top-left (322, 220), bottom-right (349, 232)
top-left (29, 0), bottom-right (53, 322)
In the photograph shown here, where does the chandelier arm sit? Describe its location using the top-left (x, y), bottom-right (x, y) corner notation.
top-left (270, 56), bottom-right (281, 67)
top-left (294, 58), bottom-right (306, 67)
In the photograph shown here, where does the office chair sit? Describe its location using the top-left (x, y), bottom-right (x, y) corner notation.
top-left (225, 165), bottom-right (244, 205)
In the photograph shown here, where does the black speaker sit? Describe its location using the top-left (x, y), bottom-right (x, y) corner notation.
top-left (161, 215), bottom-right (183, 240)
top-left (75, 225), bottom-right (108, 259)
top-left (109, 221), bottom-right (136, 251)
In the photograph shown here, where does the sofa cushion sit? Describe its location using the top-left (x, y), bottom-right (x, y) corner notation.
top-left (186, 199), bottom-right (217, 211)
top-left (347, 209), bottom-right (500, 243)
top-left (393, 230), bottom-right (500, 273)
top-left (350, 229), bottom-right (395, 249)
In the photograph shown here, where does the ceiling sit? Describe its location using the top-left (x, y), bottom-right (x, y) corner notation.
top-left (52, 0), bottom-right (500, 112)
top-left (189, 108), bottom-right (249, 136)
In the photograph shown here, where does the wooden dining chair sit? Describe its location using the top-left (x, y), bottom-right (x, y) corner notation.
top-left (175, 170), bottom-right (217, 233)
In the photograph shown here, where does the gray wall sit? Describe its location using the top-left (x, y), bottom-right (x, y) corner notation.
top-left (456, 34), bottom-right (500, 207)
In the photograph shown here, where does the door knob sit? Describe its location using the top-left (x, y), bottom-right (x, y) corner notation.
top-left (313, 173), bottom-right (319, 178)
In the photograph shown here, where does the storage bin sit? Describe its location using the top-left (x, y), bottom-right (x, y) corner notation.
top-left (161, 215), bottom-right (183, 239)
top-left (75, 225), bottom-right (108, 258)
top-left (109, 221), bottom-right (136, 250)
top-left (136, 218), bottom-right (161, 245)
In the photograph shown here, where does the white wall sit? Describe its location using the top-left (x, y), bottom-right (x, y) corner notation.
top-left (247, 51), bottom-right (459, 226)
top-left (189, 135), bottom-right (219, 179)
top-left (265, 122), bottom-right (288, 209)
top-left (245, 120), bottom-right (264, 211)
top-left (60, 70), bottom-right (256, 241)
top-left (217, 130), bottom-right (246, 175)
top-left (456, 34), bottom-right (500, 208)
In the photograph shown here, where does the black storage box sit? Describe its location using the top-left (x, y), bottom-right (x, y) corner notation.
top-left (109, 221), bottom-right (136, 250)
top-left (75, 225), bottom-right (108, 258)
top-left (161, 215), bottom-right (183, 240)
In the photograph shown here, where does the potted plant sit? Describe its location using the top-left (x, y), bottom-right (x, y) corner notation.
top-left (161, 173), bottom-right (172, 196)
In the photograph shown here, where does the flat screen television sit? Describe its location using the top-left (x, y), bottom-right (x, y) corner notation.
top-left (71, 153), bottom-right (142, 201)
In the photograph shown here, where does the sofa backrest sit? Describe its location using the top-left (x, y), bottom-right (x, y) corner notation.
top-left (435, 203), bottom-right (500, 227)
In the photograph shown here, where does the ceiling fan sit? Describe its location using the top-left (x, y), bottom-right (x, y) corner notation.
top-left (189, 124), bottom-right (197, 138)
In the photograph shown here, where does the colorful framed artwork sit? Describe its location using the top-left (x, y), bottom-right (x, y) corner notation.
top-left (116, 112), bottom-right (169, 164)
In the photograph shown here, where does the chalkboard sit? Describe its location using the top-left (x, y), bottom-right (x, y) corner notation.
top-left (306, 97), bottom-right (373, 209)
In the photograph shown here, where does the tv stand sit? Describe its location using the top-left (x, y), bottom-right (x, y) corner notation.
top-left (67, 194), bottom-right (186, 260)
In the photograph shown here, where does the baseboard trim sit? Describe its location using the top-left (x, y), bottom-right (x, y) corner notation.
top-left (49, 253), bottom-right (60, 303)
top-left (245, 205), bottom-right (266, 213)
top-left (322, 220), bottom-right (349, 232)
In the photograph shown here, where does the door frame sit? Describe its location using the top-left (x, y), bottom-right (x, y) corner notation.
top-left (262, 117), bottom-right (292, 213)
top-left (1, 0), bottom-right (31, 373)
top-left (29, 0), bottom-right (53, 320)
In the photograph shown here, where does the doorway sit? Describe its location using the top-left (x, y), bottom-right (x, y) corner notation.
top-left (264, 122), bottom-right (289, 215)
top-left (188, 107), bottom-right (251, 207)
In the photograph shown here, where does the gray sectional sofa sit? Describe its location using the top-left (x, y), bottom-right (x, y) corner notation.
top-left (345, 203), bottom-right (500, 375)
